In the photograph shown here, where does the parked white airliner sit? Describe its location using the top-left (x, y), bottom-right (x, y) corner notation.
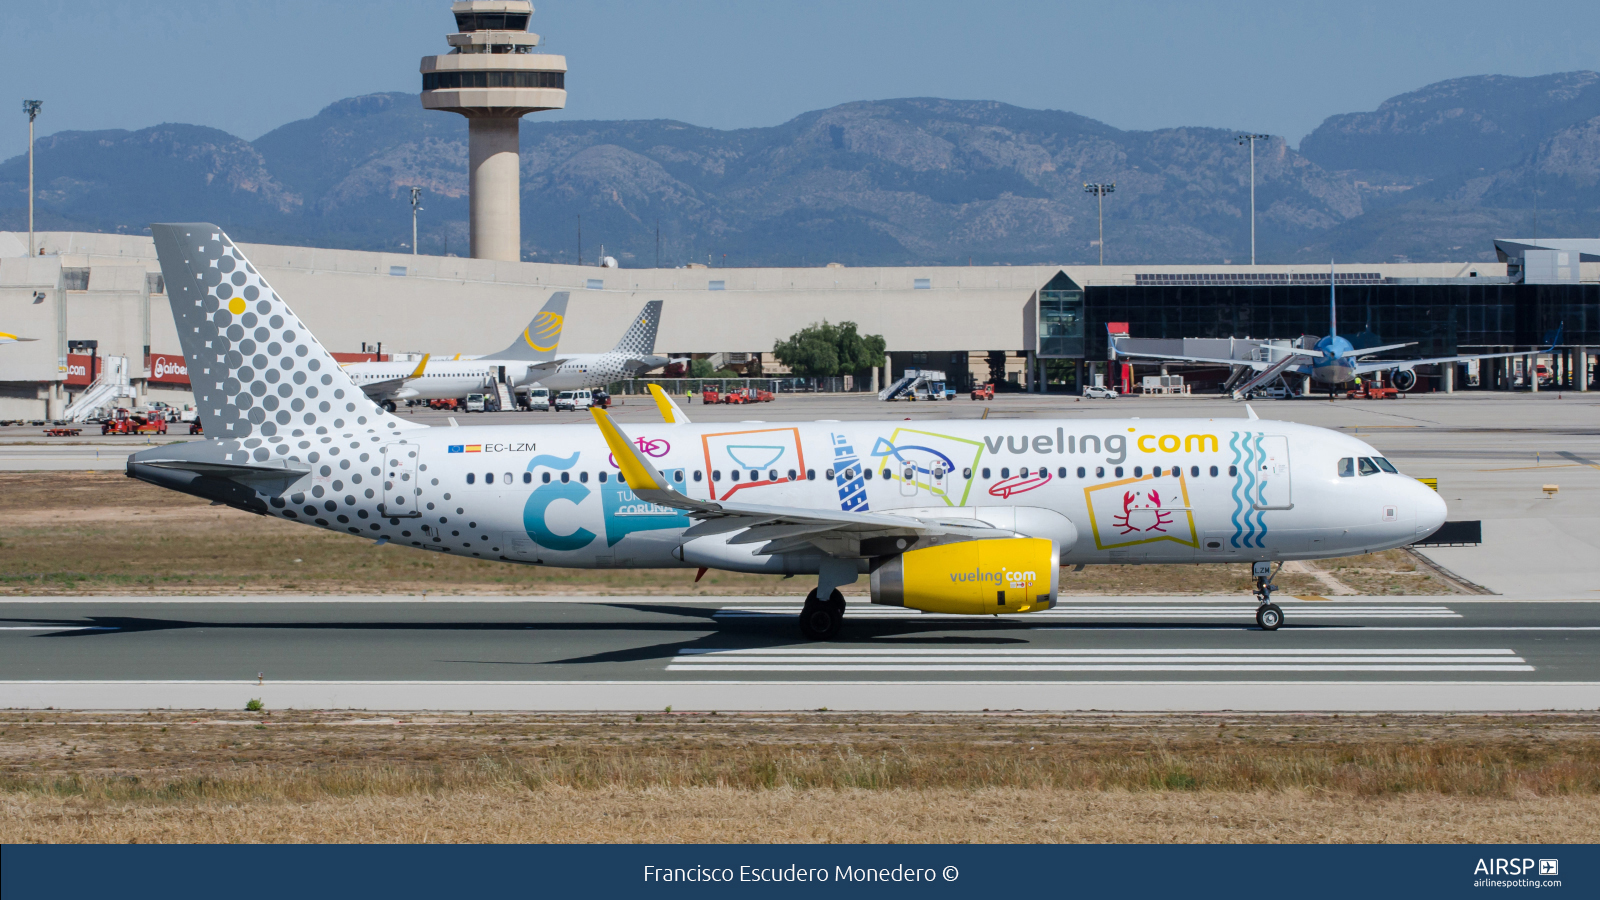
top-left (344, 292), bottom-right (570, 410)
top-left (132, 225), bottom-right (1447, 638)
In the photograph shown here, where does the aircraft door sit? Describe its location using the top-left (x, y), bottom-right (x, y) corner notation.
top-left (1254, 435), bottom-right (1293, 510)
top-left (380, 442), bottom-right (423, 518)
top-left (929, 461), bottom-right (949, 498)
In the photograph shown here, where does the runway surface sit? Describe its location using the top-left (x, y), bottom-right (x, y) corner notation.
top-left (2, 595), bottom-right (1596, 711)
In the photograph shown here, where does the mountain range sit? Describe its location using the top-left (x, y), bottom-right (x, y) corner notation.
top-left (3, 71), bottom-right (1598, 266)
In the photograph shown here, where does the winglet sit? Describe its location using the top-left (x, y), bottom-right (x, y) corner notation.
top-left (590, 408), bottom-right (668, 491)
top-left (646, 383), bottom-right (691, 424)
top-left (408, 353), bottom-right (430, 379)
top-left (1245, 403), bottom-right (1259, 420)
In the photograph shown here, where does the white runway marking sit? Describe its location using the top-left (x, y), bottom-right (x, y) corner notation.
top-left (714, 604), bottom-right (1461, 620)
top-left (0, 626), bottom-right (115, 632)
top-left (667, 646), bottom-right (1533, 673)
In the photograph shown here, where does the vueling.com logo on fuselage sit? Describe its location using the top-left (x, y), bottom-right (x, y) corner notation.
top-left (950, 568), bottom-right (1036, 586)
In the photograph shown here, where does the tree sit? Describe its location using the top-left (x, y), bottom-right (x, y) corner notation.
top-left (688, 358), bottom-right (716, 378)
top-left (772, 321), bottom-right (885, 378)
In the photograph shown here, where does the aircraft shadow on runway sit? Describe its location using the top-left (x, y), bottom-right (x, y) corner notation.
top-left (1, 603), bottom-right (1278, 671)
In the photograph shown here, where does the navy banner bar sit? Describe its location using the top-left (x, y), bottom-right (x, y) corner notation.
top-left (3, 844), bottom-right (1593, 899)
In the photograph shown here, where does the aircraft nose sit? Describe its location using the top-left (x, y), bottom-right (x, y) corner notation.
top-left (1414, 478), bottom-right (1448, 541)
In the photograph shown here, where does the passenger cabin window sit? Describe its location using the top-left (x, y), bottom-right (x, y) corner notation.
top-left (1134, 466), bottom-right (1143, 477)
top-left (598, 471), bottom-right (608, 483)
top-left (981, 468), bottom-right (991, 479)
top-left (1338, 458), bottom-right (1355, 478)
top-left (825, 468), bottom-right (835, 479)
top-left (560, 472), bottom-right (570, 483)
top-left (806, 469), bottom-right (816, 480)
top-left (1228, 465), bottom-right (1237, 477)
top-left (712, 470), bottom-right (722, 482)
top-left (1373, 457), bottom-right (1398, 474)
top-left (1114, 467), bottom-right (1124, 478)
top-left (485, 473), bottom-right (494, 484)
top-left (466, 473), bottom-right (475, 484)
top-left (786, 469), bottom-right (796, 481)
top-left (541, 472), bottom-right (551, 483)
top-left (1191, 466), bottom-right (1200, 477)
top-left (1000, 468), bottom-right (1010, 479)
top-left (673, 470), bottom-right (684, 482)
top-left (522, 472), bottom-right (532, 484)
top-left (1358, 457), bottom-right (1380, 476)
top-left (694, 470), bottom-right (703, 482)
top-left (1077, 467), bottom-right (1086, 478)
top-left (578, 472), bottom-right (588, 483)
top-left (504, 472), bottom-right (512, 484)
top-left (730, 470), bottom-right (740, 482)
top-left (1058, 467), bottom-right (1067, 478)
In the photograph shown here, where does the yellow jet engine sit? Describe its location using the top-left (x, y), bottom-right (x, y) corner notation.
top-left (870, 537), bottom-right (1059, 615)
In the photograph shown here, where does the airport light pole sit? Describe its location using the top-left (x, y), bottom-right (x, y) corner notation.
top-left (1237, 133), bottom-right (1269, 265)
top-left (409, 187), bottom-right (423, 256)
top-left (24, 100), bottom-right (41, 257)
top-left (1083, 182), bottom-right (1114, 265)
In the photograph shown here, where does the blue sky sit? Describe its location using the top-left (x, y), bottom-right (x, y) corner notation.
top-left (5, 0), bottom-right (1599, 160)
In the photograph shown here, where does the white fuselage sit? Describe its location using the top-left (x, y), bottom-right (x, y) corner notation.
top-left (345, 359), bottom-right (530, 402)
top-left (531, 352), bottom-right (669, 391)
top-left (272, 416), bottom-right (1445, 572)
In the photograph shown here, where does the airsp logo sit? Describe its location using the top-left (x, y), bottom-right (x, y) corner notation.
top-left (1473, 858), bottom-right (1548, 876)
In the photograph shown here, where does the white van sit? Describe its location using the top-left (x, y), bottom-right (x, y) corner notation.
top-left (464, 393), bottom-right (487, 412)
top-left (525, 387), bottom-right (552, 411)
top-left (554, 389), bottom-right (593, 411)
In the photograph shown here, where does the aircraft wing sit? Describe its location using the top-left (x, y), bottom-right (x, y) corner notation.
top-left (355, 354), bottom-right (429, 399)
top-left (524, 357), bottom-right (573, 380)
top-left (646, 384), bottom-right (691, 424)
top-left (590, 409), bottom-right (1009, 556)
top-left (1351, 342), bottom-right (1418, 357)
top-left (1350, 328), bottom-right (1564, 377)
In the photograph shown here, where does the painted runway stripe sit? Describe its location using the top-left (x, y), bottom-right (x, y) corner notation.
top-left (0, 626), bottom-right (116, 632)
top-left (667, 647), bottom-right (1532, 673)
top-left (714, 605), bottom-right (1459, 620)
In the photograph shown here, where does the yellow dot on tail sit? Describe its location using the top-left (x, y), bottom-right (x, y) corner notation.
top-left (228, 297), bottom-right (246, 315)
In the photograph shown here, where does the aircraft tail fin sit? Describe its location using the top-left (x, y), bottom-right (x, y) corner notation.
top-left (1328, 259), bottom-right (1338, 339)
top-left (149, 223), bottom-right (420, 441)
top-left (489, 292), bottom-right (569, 361)
top-left (612, 300), bottom-right (663, 355)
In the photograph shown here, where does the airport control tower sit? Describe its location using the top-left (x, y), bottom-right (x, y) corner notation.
top-left (420, 1), bottom-right (567, 261)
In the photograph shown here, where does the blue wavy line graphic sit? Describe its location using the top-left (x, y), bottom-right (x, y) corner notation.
top-left (1241, 433), bottom-right (1260, 549)
top-left (1248, 429), bottom-right (1260, 544)
top-left (526, 452), bottom-right (580, 471)
top-left (1227, 431), bottom-right (1246, 549)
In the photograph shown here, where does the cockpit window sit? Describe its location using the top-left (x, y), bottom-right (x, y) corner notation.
top-left (1357, 457), bottom-right (1380, 476)
top-left (1373, 457), bottom-right (1398, 474)
top-left (1338, 457), bottom-right (1355, 478)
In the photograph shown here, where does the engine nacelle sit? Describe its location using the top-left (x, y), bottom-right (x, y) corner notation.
top-left (1391, 368), bottom-right (1417, 391)
top-left (871, 537), bottom-right (1059, 615)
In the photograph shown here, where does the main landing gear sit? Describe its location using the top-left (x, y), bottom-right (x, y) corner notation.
top-left (1252, 560), bottom-right (1283, 631)
top-left (798, 588), bottom-right (846, 641)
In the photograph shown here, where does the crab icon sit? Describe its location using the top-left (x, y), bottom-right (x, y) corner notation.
top-left (1112, 487), bottom-right (1174, 535)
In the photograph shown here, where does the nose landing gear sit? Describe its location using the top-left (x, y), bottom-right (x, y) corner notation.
top-left (1253, 560), bottom-right (1283, 631)
top-left (798, 588), bottom-right (846, 640)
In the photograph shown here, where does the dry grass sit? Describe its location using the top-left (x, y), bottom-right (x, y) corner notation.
top-left (1, 711), bottom-right (1596, 843)
top-left (0, 472), bottom-right (1449, 596)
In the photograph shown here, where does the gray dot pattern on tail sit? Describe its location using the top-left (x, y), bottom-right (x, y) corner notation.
top-left (169, 227), bottom-right (412, 462)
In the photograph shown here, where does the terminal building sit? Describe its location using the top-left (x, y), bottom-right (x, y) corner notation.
top-left (1, 229), bottom-right (1596, 419)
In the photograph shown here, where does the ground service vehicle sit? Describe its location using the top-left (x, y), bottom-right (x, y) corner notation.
top-left (1082, 385), bottom-right (1119, 399)
top-left (526, 388), bottom-right (552, 411)
top-left (592, 390), bottom-right (612, 409)
top-left (555, 390), bottom-right (593, 411)
top-left (133, 223), bottom-right (1450, 643)
top-left (701, 388), bottom-right (722, 404)
top-left (464, 393), bottom-right (487, 413)
top-left (971, 383), bottom-right (995, 401)
top-left (101, 408), bottom-right (167, 435)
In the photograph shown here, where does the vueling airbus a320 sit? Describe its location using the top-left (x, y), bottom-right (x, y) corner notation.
top-left (130, 224), bottom-right (1447, 638)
